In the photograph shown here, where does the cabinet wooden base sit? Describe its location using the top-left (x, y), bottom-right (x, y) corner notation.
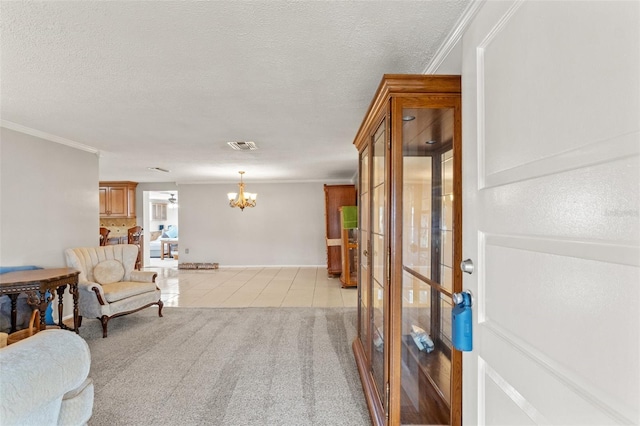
top-left (340, 277), bottom-right (357, 288)
top-left (353, 337), bottom-right (385, 426)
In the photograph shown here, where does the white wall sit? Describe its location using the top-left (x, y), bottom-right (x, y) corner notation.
top-left (432, 39), bottom-right (463, 75)
top-left (0, 128), bottom-right (99, 320)
top-left (0, 128), bottom-right (99, 265)
top-left (135, 182), bottom-right (179, 224)
top-left (178, 182), bottom-right (332, 266)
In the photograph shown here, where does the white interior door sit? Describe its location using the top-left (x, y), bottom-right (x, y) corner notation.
top-left (461, 1), bottom-right (639, 424)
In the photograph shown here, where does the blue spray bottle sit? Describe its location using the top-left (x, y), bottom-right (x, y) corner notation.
top-left (452, 291), bottom-right (473, 351)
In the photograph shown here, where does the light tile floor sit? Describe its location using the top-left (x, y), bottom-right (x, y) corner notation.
top-left (143, 263), bottom-right (358, 308)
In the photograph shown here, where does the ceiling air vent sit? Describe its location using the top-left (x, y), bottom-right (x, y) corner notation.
top-left (148, 167), bottom-right (171, 173)
top-left (227, 141), bottom-right (258, 151)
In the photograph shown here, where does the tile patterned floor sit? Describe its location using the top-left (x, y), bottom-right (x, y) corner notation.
top-left (143, 263), bottom-right (358, 308)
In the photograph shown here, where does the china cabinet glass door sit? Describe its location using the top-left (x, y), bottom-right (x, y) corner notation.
top-left (359, 145), bottom-right (370, 361)
top-left (371, 116), bottom-right (388, 406)
top-left (396, 103), bottom-right (459, 425)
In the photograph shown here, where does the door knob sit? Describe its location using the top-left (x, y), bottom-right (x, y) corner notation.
top-left (460, 259), bottom-right (474, 274)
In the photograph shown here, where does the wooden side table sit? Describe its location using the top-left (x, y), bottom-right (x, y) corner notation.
top-left (160, 238), bottom-right (178, 259)
top-left (0, 268), bottom-right (80, 333)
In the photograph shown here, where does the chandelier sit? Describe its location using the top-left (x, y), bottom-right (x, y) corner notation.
top-left (227, 171), bottom-right (257, 211)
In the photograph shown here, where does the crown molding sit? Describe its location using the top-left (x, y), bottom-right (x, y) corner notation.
top-left (180, 178), bottom-right (355, 185)
top-left (423, 0), bottom-right (485, 74)
top-left (1, 120), bottom-right (100, 155)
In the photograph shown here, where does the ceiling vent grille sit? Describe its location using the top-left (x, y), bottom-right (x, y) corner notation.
top-left (227, 141), bottom-right (258, 151)
top-left (147, 167), bottom-right (171, 173)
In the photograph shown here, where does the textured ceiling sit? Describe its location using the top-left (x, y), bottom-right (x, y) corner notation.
top-left (1, 0), bottom-right (471, 183)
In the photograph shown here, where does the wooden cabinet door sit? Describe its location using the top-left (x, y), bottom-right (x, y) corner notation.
top-left (107, 186), bottom-right (127, 216)
top-left (127, 186), bottom-right (136, 217)
top-left (99, 187), bottom-right (108, 215)
top-left (151, 203), bottom-right (167, 220)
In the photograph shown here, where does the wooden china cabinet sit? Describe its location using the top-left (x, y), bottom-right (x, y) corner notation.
top-left (324, 184), bottom-right (356, 276)
top-left (352, 75), bottom-right (462, 426)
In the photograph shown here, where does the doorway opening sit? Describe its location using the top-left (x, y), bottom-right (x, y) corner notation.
top-left (142, 191), bottom-right (179, 268)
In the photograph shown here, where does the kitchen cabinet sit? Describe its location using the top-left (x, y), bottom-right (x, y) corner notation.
top-left (151, 203), bottom-right (167, 220)
top-left (99, 181), bottom-right (137, 218)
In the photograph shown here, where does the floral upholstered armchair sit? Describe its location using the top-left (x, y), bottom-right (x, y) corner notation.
top-left (64, 244), bottom-right (163, 337)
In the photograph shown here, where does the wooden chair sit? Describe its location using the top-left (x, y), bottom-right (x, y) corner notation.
top-left (7, 310), bottom-right (40, 345)
top-left (99, 227), bottom-right (110, 246)
top-left (127, 226), bottom-right (143, 270)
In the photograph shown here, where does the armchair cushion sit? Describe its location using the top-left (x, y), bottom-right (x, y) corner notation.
top-left (102, 281), bottom-right (159, 303)
top-left (130, 270), bottom-right (157, 282)
top-left (93, 259), bottom-right (125, 285)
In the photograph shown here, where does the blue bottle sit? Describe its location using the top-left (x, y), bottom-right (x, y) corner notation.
top-left (452, 291), bottom-right (473, 351)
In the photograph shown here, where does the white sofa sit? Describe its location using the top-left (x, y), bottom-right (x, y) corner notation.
top-left (64, 245), bottom-right (163, 337)
top-left (149, 228), bottom-right (178, 258)
top-left (0, 329), bottom-right (94, 425)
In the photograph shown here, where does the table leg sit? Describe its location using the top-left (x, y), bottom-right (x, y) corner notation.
top-left (8, 294), bottom-right (18, 333)
top-left (161, 240), bottom-right (165, 259)
top-left (38, 290), bottom-right (50, 331)
top-left (69, 282), bottom-right (79, 333)
top-left (56, 285), bottom-right (67, 329)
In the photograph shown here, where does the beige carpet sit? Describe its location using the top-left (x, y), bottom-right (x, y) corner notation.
top-left (81, 307), bottom-right (370, 426)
